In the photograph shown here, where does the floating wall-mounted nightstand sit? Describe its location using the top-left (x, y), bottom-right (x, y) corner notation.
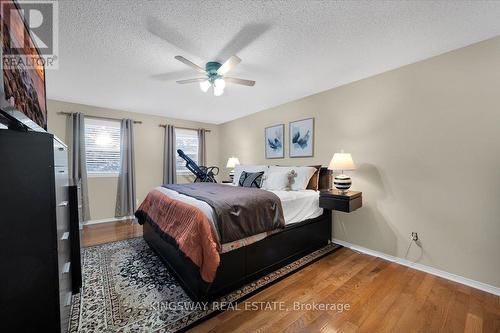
top-left (319, 189), bottom-right (362, 213)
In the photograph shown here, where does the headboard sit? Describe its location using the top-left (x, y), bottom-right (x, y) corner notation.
top-left (319, 167), bottom-right (332, 191)
top-left (305, 166), bottom-right (332, 191)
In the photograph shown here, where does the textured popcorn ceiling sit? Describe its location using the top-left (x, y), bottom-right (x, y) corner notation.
top-left (46, 0), bottom-right (500, 124)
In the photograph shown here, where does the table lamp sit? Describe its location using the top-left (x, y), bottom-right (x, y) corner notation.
top-left (226, 157), bottom-right (240, 181)
top-left (328, 151), bottom-right (356, 194)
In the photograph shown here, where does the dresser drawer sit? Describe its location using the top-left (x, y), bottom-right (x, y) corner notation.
top-left (54, 144), bottom-right (68, 167)
top-left (59, 289), bottom-right (72, 333)
top-left (57, 230), bottom-right (71, 256)
top-left (55, 166), bottom-right (69, 201)
top-left (57, 233), bottom-right (71, 263)
top-left (58, 257), bottom-right (71, 282)
top-left (58, 236), bottom-right (73, 332)
top-left (54, 166), bottom-right (69, 183)
top-left (58, 274), bottom-right (72, 332)
top-left (56, 204), bottom-right (70, 235)
top-left (59, 258), bottom-right (71, 276)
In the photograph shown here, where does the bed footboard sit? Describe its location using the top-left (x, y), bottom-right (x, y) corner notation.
top-left (143, 210), bottom-right (332, 301)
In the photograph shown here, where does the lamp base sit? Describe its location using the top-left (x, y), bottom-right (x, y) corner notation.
top-left (334, 174), bottom-right (352, 194)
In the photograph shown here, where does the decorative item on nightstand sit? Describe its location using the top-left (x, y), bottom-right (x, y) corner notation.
top-left (226, 157), bottom-right (240, 181)
top-left (328, 151), bottom-right (356, 194)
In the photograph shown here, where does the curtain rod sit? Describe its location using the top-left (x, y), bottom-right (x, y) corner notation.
top-left (57, 111), bottom-right (142, 124)
top-left (158, 124), bottom-right (211, 133)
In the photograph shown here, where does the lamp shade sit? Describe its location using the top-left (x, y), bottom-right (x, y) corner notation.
top-left (328, 153), bottom-right (356, 171)
top-left (226, 157), bottom-right (240, 168)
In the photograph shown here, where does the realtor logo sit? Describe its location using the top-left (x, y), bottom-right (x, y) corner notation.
top-left (1, 0), bottom-right (59, 69)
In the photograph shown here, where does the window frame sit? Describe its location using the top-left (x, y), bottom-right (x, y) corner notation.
top-left (84, 117), bottom-right (122, 178)
top-left (175, 128), bottom-right (199, 175)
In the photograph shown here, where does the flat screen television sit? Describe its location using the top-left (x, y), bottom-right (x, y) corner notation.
top-left (0, 0), bottom-right (47, 131)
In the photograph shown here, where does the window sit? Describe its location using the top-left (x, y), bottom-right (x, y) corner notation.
top-left (84, 118), bottom-right (121, 176)
top-left (176, 128), bottom-right (199, 174)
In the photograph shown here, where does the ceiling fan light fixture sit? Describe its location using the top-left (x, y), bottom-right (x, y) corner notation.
top-left (213, 78), bottom-right (225, 96)
top-left (213, 85), bottom-right (224, 97)
top-left (174, 55), bottom-right (255, 96)
top-left (199, 80), bottom-right (210, 92)
top-left (214, 78), bottom-right (226, 90)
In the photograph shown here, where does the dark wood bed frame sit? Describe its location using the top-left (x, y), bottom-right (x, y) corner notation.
top-left (143, 168), bottom-right (333, 301)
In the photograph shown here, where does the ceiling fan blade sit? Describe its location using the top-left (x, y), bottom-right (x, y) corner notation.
top-left (174, 56), bottom-right (206, 74)
top-left (225, 77), bottom-right (256, 87)
top-left (176, 78), bottom-right (207, 84)
top-left (217, 55), bottom-right (241, 75)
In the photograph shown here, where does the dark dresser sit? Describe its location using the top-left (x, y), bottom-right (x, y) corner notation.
top-left (54, 137), bottom-right (73, 331)
top-left (0, 129), bottom-right (73, 332)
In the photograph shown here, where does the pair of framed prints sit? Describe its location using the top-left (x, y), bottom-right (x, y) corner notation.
top-left (265, 117), bottom-right (314, 159)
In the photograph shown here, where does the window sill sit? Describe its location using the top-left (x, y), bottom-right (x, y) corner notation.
top-left (177, 171), bottom-right (194, 176)
top-left (88, 173), bottom-right (119, 178)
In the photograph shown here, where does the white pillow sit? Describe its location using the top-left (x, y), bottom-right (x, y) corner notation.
top-left (267, 166), bottom-right (317, 191)
top-left (233, 165), bottom-right (268, 185)
top-left (262, 171), bottom-right (289, 190)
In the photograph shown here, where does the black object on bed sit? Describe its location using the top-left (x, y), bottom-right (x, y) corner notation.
top-left (142, 167), bottom-right (334, 301)
top-left (177, 149), bottom-right (219, 183)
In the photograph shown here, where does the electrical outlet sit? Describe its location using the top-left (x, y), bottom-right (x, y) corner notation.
top-left (411, 232), bottom-right (419, 242)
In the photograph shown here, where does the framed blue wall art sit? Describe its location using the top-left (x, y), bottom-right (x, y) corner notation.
top-left (289, 118), bottom-right (314, 157)
top-left (265, 124), bottom-right (284, 159)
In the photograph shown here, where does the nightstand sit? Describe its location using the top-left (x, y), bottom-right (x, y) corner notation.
top-left (319, 189), bottom-right (362, 213)
top-left (222, 180), bottom-right (233, 184)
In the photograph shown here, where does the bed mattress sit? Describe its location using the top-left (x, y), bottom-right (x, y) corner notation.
top-left (155, 186), bottom-right (323, 252)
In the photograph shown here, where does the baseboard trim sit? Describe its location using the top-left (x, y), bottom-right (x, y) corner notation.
top-left (332, 238), bottom-right (500, 296)
top-left (84, 216), bottom-right (136, 225)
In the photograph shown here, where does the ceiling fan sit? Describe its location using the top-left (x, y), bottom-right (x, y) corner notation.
top-left (174, 55), bottom-right (255, 96)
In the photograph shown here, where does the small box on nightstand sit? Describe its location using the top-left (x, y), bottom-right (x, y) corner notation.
top-left (319, 189), bottom-right (362, 213)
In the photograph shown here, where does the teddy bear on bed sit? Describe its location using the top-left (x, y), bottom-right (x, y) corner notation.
top-left (286, 170), bottom-right (297, 191)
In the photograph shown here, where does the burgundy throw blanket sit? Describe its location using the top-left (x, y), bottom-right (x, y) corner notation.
top-left (135, 189), bottom-right (220, 282)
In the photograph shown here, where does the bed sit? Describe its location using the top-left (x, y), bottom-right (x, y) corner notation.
top-left (137, 167), bottom-right (333, 301)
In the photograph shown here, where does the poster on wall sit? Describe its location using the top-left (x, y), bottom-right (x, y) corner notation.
top-left (289, 118), bottom-right (314, 157)
top-left (265, 124), bottom-right (284, 159)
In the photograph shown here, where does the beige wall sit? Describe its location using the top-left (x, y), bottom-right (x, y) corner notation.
top-left (47, 100), bottom-right (220, 220)
top-left (218, 36), bottom-right (500, 288)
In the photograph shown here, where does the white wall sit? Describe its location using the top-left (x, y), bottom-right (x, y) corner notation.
top-left (47, 100), bottom-right (220, 220)
top-left (218, 36), bottom-right (500, 288)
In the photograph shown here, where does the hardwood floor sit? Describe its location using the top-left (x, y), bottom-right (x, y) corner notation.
top-left (82, 220), bottom-right (142, 247)
top-left (81, 222), bottom-right (500, 332)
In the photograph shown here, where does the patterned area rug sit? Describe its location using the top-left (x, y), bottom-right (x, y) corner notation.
top-left (69, 238), bottom-right (339, 333)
